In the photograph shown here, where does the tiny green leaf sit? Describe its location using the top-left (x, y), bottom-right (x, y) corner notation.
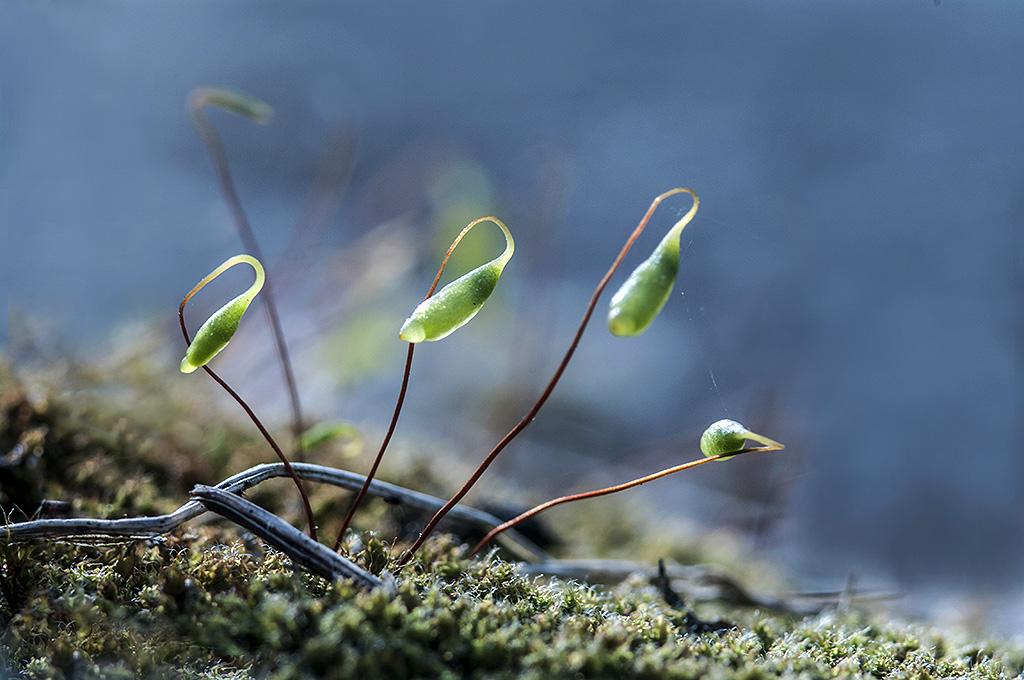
top-left (180, 254), bottom-right (265, 373)
top-left (300, 421), bottom-right (364, 457)
top-left (700, 418), bottom-right (784, 460)
top-left (608, 188), bottom-right (698, 337)
top-left (399, 216), bottom-right (514, 343)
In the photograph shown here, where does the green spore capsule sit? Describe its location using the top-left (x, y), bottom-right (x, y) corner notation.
top-left (180, 254), bottom-right (265, 373)
top-left (399, 217), bottom-right (514, 343)
top-left (700, 419), bottom-right (784, 460)
top-left (189, 87), bottom-right (274, 124)
top-left (608, 188), bottom-right (699, 337)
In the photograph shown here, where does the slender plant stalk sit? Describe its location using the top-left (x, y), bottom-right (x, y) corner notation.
top-left (333, 217), bottom-right (501, 549)
top-left (333, 343), bottom-right (415, 550)
top-left (179, 283), bottom-right (318, 541)
top-left (469, 445), bottom-right (780, 556)
top-left (188, 88), bottom-right (306, 458)
top-left (398, 188), bottom-right (698, 566)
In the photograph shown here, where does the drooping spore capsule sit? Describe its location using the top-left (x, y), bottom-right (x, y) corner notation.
top-left (399, 217), bottom-right (514, 343)
top-left (399, 263), bottom-right (503, 343)
top-left (180, 254), bottom-right (265, 373)
top-left (607, 188), bottom-right (698, 337)
top-left (607, 234), bottom-right (681, 337)
top-left (700, 419), bottom-right (784, 460)
top-left (180, 293), bottom-right (251, 373)
top-left (189, 87), bottom-right (274, 124)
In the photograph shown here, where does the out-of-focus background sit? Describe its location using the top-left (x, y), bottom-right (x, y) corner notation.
top-left (4, 1), bottom-right (1024, 630)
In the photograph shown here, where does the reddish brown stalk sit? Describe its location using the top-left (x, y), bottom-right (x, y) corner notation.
top-left (179, 285), bottom-right (318, 542)
top-left (399, 188), bottom-right (697, 567)
top-left (470, 445), bottom-right (779, 557)
top-left (332, 343), bottom-right (414, 550)
top-left (332, 217), bottom-right (503, 550)
top-left (188, 88), bottom-right (306, 459)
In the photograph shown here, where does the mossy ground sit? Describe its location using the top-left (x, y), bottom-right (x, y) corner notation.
top-left (1, 358), bottom-right (1021, 679)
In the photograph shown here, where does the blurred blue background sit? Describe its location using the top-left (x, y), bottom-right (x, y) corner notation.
top-left (4, 1), bottom-right (1024, 626)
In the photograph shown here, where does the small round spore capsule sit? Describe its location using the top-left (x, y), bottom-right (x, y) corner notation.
top-left (700, 419), bottom-right (784, 460)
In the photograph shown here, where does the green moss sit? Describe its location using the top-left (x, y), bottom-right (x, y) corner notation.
top-left (2, 362), bottom-right (1022, 679)
top-left (5, 528), bottom-right (1024, 680)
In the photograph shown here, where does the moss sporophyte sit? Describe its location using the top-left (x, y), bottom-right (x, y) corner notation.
top-left (178, 253), bottom-right (317, 542)
top-left (336, 216), bottom-right (515, 548)
top-left (470, 420), bottom-right (784, 556)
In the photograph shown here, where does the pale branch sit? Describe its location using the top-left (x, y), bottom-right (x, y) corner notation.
top-left (0, 462), bottom-right (549, 563)
top-left (191, 484), bottom-right (385, 589)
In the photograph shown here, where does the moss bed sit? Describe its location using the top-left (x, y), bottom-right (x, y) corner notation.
top-left (1, 361), bottom-right (1021, 679)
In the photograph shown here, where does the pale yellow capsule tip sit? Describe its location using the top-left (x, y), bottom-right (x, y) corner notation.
top-left (179, 357), bottom-right (200, 374)
top-left (398, 318), bottom-right (427, 344)
top-left (607, 313), bottom-right (639, 338)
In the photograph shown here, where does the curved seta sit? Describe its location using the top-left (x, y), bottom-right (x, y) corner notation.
top-left (180, 254), bottom-right (265, 373)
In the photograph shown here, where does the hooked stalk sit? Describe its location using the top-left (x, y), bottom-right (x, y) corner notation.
top-left (179, 254), bottom-right (318, 541)
top-left (334, 217), bottom-right (515, 550)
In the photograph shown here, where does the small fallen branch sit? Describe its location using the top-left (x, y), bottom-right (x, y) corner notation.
top-left (190, 484), bottom-right (385, 589)
top-left (0, 462), bottom-right (548, 563)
